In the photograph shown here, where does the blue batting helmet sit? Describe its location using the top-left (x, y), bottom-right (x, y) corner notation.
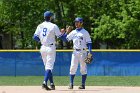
top-left (44, 11), bottom-right (53, 17)
top-left (74, 17), bottom-right (83, 22)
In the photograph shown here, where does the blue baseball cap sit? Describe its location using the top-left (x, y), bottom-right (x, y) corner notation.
top-left (74, 17), bottom-right (83, 22)
top-left (44, 11), bottom-right (53, 17)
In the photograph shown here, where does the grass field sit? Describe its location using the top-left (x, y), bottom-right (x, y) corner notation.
top-left (0, 76), bottom-right (140, 86)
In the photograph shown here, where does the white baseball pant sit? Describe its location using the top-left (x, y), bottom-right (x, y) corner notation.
top-left (40, 44), bottom-right (56, 70)
top-left (70, 50), bottom-right (87, 75)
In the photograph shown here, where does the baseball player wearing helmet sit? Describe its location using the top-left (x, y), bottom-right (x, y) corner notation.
top-left (61, 17), bottom-right (92, 89)
top-left (33, 11), bottom-right (64, 90)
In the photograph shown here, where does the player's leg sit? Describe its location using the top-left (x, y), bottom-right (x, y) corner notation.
top-left (49, 70), bottom-right (55, 90)
top-left (46, 48), bottom-right (56, 90)
top-left (69, 51), bottom-right (79, 89)
top-left (49, 70), bottom-right (54, 85)
top-left (79, 51), bottom-right (87, 89)
top-left (43, 69), bottom-right (52, 89)
top-left (40, 46), bottom-right (51, 90)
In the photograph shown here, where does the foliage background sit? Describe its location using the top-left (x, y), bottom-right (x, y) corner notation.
top-left (0, 0), bottom-right (140, 49)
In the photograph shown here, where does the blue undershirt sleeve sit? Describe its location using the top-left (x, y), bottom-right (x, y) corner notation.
top-left (33, 34), bottom-right (40, 42)
top-left (59, 33), bottom-right (68, 42)
top-left (87, 43), bottom-right (92, 53)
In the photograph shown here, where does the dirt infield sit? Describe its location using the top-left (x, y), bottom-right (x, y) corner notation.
top-left (0, 86), bottom-right (140, 93)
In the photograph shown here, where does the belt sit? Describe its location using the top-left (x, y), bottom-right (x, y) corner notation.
top-left (75, 48), bottom-right (85, 51)
top-left (42, 43), bottom-right (53, 47)
top-left (49, 43), bottom-right (53, 45)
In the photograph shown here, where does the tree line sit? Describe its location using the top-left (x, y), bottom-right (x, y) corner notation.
top-left (0, 0), bottom-right (140, 49)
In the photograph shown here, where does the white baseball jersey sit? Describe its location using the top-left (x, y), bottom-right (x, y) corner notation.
top-left (66, 28), bottom-right (92, 50)
top-left (34, 21), bottom-right (62, 70)
top-left (34, 21), bottom-right (62, 46)
top-left (67, 28), bottom-right (92, 75)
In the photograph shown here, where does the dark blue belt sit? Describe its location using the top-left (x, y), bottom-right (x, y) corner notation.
top-left (50, 43), bottom-right (53, 45)
top-left (76, 49), bottom-right (81, 51)
top-left (42, 43), bottom-right (53, 46)
top-left (75, 49), bottom-right (85, 51)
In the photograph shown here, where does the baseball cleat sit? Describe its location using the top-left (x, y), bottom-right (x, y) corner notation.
top-left (50, 85), bottom-right (55, 90)
top-left (42, 84), bottom-right (51, 90)
top-left (68, 84), bottom-right (73, 89)
top-left (78, 85), bottom-right (85, 89)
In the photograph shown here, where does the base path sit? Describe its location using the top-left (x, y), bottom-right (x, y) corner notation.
top-left (0, 86), bottom-right (140, 93)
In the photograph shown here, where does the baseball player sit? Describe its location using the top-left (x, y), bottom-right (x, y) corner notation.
top-left (33, 11), bottom-right (64, 90)
top-left (61, 17), bottom-right (92, 89)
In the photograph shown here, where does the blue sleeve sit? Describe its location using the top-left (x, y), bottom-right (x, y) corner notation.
top-left (87, 43), bottom-right (92, 53)
top-left (59, 33), bottom-right (68, 42)
top-left (33, 34), bottom-right (40, 42)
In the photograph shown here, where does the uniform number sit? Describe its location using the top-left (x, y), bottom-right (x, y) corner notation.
top-left (78, 40), bottom-right (81, 45)
top-left (43, 28), bottom-right (47, 36)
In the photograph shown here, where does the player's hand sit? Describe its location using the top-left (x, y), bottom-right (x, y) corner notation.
top-left (66, 26), bottom-right (73, 34)
top-left (60, 28), bottom-right (66, 34)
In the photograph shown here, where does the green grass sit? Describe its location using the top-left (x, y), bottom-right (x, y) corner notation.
top-left (0, 76), bottom-right (140, 86)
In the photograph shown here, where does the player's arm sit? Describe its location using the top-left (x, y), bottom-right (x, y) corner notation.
top-left (33, 25), bottom-right (40, 42)
top-left (59, 28), bottom-right (69, 42)
top-left (33, 34), bottom-right (40, 42)
top-left (87, 42), bottom-right (92, 53)
top-left (59, 33), bottom-right (68, 42)
top-left (85, 31), bottom-right (92, 54)
top-left (54, 25), bottom-right (67, 42)
top-left (59, 26), bottom-right (73, 42)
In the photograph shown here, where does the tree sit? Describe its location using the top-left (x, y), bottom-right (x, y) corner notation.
top-left (93, 0), bottom-right (140, 49)
top-left (2, 0), bottom-right (58, 49)
top-left (1, 0), bottom-right (140, 49)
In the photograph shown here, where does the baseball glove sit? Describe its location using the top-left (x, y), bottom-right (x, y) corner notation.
top-left (84, 53), bottom-right (93, 64)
